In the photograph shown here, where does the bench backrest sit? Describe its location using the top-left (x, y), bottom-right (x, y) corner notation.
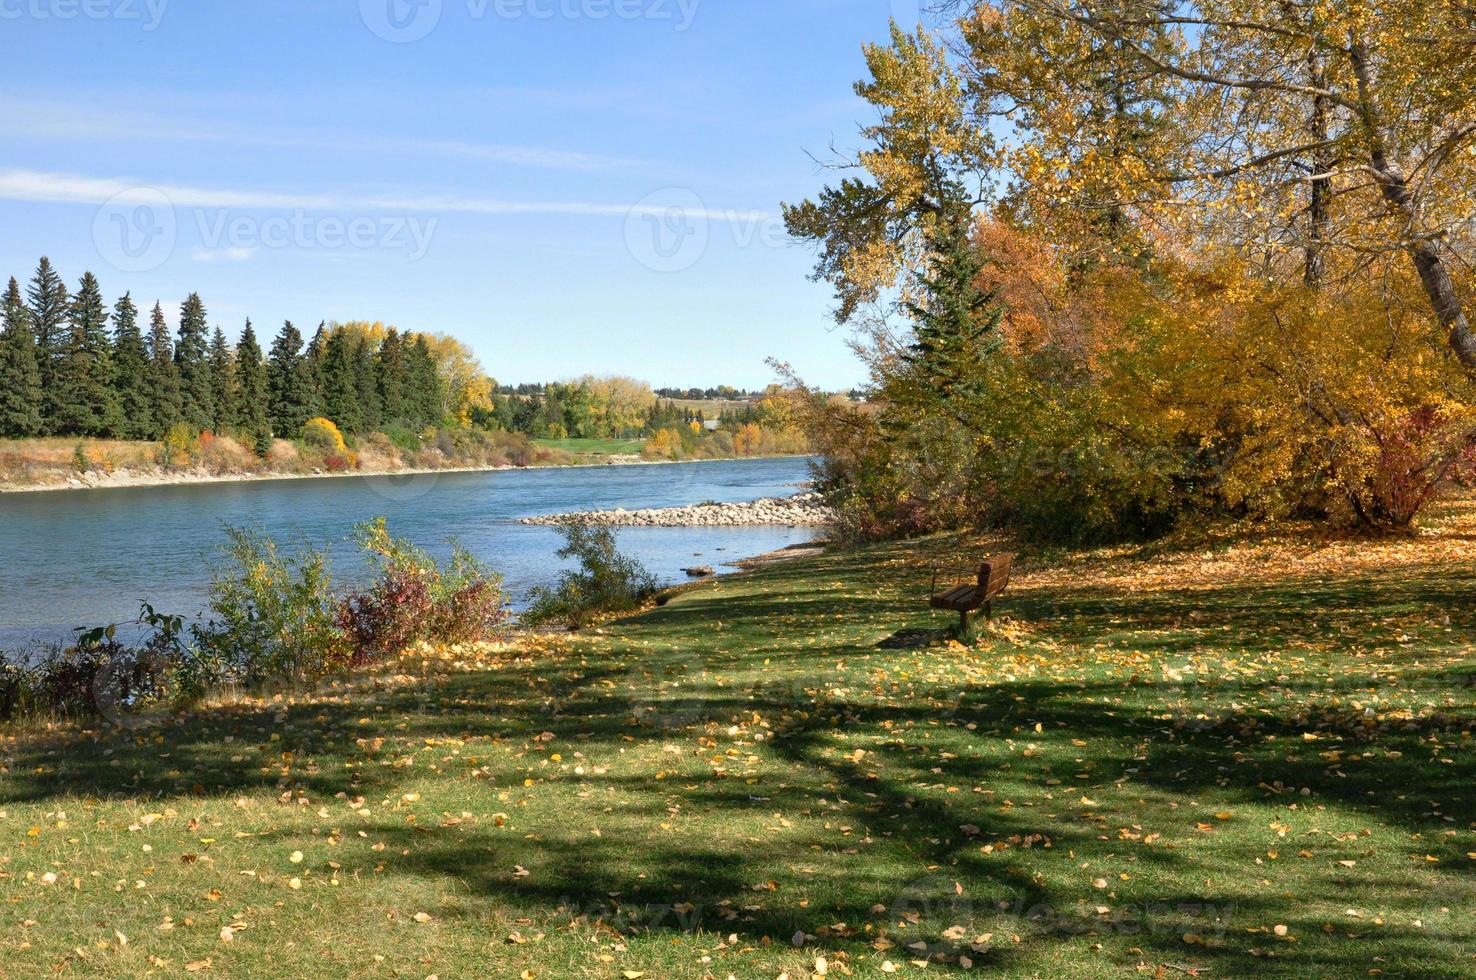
top-left (977, 553), bottom-right (1014, 597)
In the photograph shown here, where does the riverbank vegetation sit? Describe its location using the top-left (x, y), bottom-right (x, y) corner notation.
top-left (780, 3), bottom-right (1476, 546)
top-left (0, 520), bottom-right (507, 724)
top-left (0, 261), bottom-right (812, 487)
top-left (1, 497), bottom-right (1471, 976)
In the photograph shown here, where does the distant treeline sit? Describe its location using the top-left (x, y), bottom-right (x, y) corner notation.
top-left (482, 377), bottom-right (791, 441)
top-left (497, 383), bottom-right (759, 401)
top-left (0, 257), bottom-right (455, 445)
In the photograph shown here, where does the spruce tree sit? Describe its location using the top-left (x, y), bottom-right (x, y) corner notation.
top-left (53, 272), bottom-right (122, 437)
top-left (353, 333), bottom-right (382, 431)
top-left (303, 323), bottom-right (328, 418)
top-left (26, 257), bottom-right (69, 432)
top-left (321, 328), bottom-right (361, 432)
top-left (174, 293), bottom-right (213, 430)
top-left (405, 333), bottom-right (445, 428)
top-left (900, 205), bottom-right (1002, 416)
top-left (0, 277), bottom-right (43, 437)
top-left (147, 302), bottom-right (183, 437)
top-left (110, 293), bottom-right (154, 440)
top-left (268, 321), bottom-right (315, 436)
top-left (234, 320), bottom-right (270, 444)
top-left (376, 328), bottom-right (408, 425)
top-left (208, 326), bottom-right (237, 432)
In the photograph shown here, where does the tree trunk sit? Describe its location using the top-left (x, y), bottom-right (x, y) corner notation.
top-left (1304, 49), bottom-right (1330, 288)
top-left (1348, 41), bottom-right (1476, 373)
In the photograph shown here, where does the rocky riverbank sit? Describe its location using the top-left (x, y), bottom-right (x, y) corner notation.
top-left (521, 491), bottom-right (833, 527)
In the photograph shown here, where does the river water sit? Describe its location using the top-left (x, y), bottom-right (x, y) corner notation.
top-left (0, 456), bottom-right (817, 649)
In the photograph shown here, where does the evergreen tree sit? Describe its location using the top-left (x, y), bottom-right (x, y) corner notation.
top-left (405, 333), bottom-right (445, 428)
top-left (303, 323), bottom-right (328, 417)
top-left (53, 272), bottom-right (122, 437)
top-left (268, 321), bottom-right (315, 435)
top-left (110, 293), bottom-right (154, 440)
top-left (174, 293), bottom-right (213, 429)
top-left (208, 326), bottom-right (237, 431)
top-left (26, 257), bottom-right (69, 432)
top-left (321, 328), bottom-right (361, 432)
top-left (900, 205), bottom-right (1002, 416)
top-left (376, 328), bottom-right (409, 424)
top-left (234, 320), bottom-right (270, 442)
top-left (0, 277), bottom-right (43, 437)
top-left (353, 333), bottom-right (382, 431)
top-left (147, 302), bottom-right (183, 437)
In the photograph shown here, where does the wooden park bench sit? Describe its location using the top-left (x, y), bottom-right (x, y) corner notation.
top-left (930, 554), bottom-right (1014, 636)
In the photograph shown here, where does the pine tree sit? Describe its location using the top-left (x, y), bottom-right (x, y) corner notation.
top-left (53, 272), bottom-right (122, 437)
top-left (353, 333), bottom-right (382, 432)
top-left (0, 277), bottom-right (43, 437)
top-left (174, 293), bottom-right (213, 430)
top-left (376, 328), bottom-right (409, 425)
top-left (26, 257), bottom-right (69, 433)
top-left (268, 321), bottom-right (315, 436)
top-left (208, 326), bottom-right (237, 432)
top-left (147, 302), bottom-right (183, 437)
top-left (234, 320), bottom-right (270, 445)
top-left (110, 293), bottom-right (154, 440)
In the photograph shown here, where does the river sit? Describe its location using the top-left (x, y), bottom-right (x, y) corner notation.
top-left (0, 456), bottom-right (817, 650)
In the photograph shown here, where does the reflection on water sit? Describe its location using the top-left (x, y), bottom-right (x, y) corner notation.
top-left (0, 457), bottom-right (816, 648)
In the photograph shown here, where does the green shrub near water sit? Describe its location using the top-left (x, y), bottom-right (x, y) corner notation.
top-left (522, 517), bottom-right (658, 628)
top-left (0, 520), bottom-right (508, 723)
top-left (193, 526), bottom-right (344, 686)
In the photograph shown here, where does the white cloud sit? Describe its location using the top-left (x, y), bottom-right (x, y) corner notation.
top-left (1, 96), bottom-right (649, 174)
top-left (0, 169), bottom-right (774, 225)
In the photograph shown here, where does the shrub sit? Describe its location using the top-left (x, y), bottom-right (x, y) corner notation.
top-left (0, 605), bottom-right (192, 723)
top-left (194, 527), bottom-right (345, 685)
top-left (381, 423), bottom-right (423, 454)
top-left (158, 423), bottom-right (202, 469)
top-left (252, 427), bottom-right (273, 459)
top-left (301, 417), bottom-right (348, 453)
top-left (336, 519), bottom-right (507, 662)
top-left (523, 517), bottom-right (658, 628)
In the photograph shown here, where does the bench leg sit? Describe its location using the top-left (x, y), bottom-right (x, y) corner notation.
top-left (957, 609), bottom-right (974, 642)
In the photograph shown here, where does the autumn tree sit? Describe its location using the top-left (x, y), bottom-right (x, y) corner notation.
top-left (967, 0), bottom-right (1476, 370)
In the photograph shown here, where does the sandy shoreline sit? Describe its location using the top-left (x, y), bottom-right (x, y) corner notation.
top-left (0, 453), bottom-right (812, 496)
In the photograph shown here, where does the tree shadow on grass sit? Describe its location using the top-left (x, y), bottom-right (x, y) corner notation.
top-left (1, 531), bottom-right (1473, 974)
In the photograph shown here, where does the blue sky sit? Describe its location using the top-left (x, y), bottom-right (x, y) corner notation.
top-left (0, 0), bottom-right (928, 390)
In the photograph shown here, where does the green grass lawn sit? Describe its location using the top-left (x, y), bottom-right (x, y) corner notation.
top-left (3, 504), bottom-right (1475, 977)
top-left (533, 437), bottom-right (646, 456)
